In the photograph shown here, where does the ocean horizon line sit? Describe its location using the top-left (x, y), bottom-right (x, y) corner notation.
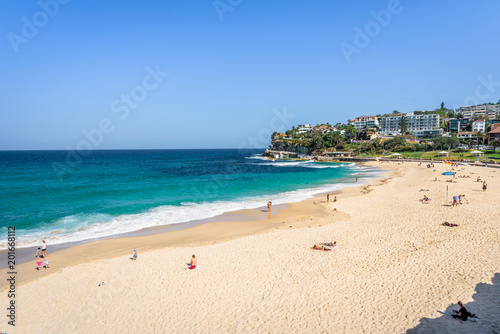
top-left (0, 147), bottom-right (269, 152)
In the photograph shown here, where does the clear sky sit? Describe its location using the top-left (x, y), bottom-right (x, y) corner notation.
top-left (1, 0), bottom-right (499, 150)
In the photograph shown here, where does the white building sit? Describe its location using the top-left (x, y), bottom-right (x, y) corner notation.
top-left (457, 131), bottom-right (477, 140)
top-left (472, 120), bottom-right (486, 132)
top-left (379, 112), bottom-right (442, 137)
top-left (297, 124), bottom-right (312, 133)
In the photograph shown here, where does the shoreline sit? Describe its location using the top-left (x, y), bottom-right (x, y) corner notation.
top-left (0, 161), bottom-right (374, 252)
top-left (0, 163), bottom-right (391, 290)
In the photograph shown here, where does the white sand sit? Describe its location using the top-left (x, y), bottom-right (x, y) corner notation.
top-left (2, 162), bottom-right (500, 333)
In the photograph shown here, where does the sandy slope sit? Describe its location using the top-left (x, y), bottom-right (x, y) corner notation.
top-left (2, 162), bottom-right (499, 333)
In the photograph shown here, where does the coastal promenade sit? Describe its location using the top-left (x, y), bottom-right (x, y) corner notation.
top-left (2, 162), bottom-right (499, 333)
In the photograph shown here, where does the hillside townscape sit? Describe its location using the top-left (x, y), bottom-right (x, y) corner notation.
top-left (265, 102), bottom-right (500, 162)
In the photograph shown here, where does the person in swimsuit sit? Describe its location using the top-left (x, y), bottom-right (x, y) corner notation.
top-left (483, 181), bottom-right (487, 191)
top-left (36, 260), bottom-right (43, 271)
top-left (312, 244), bottom-right (331, 251)
top-left (189, 254), bottom-right (197, 269)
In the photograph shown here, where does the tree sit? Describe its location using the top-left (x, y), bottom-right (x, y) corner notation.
top-left (492, 140), bottom-right (500, 152)
top-left (311, 133), bottom-right (326, 151)
top-left (433, 136), bottom-right (459, 150)
top-left (399, 115), bottom-right (407, 135)
top-left (325, 131), bottom-right (345, 149)
top-left (371, 138), bottom-right (383, 154)
top-left (383, 137), bottom-right (405, 151)
top-left (343, 125), bottom-right (359, 140)
top-left (476, 131), bottom-right (485, 148)
top-left (441, 102), bottom-right (445, 109)
top-left (392, 110), bottom-right (399, 114)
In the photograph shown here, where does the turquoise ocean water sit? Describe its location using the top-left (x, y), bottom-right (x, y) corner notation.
top-left (0, 149), bottom-right (381, 249)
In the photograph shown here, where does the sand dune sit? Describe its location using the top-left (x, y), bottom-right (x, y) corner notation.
top-left (3, 162), bottom-right (500, 333)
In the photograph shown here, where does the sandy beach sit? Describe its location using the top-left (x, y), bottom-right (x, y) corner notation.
top-left (2, 161), bottom-right (499, 333)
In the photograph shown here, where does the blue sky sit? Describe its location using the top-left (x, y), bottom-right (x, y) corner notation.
top-left (1, 0), bottom-right (499, 150)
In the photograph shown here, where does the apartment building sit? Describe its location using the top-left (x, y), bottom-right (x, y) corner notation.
top-left (456, 104), bottom-right (500, 119)
top-left (349, 115), bottom-right (379, 130)
top-left (379, 112), bottom-right (442, 137)
top-left (449, 118), bottom-right (467, 133)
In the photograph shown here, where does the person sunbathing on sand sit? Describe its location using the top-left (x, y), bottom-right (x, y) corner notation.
top-left (442, 222), bottom-right (458, 227)
top-left (322, 241), bottom-right (337, 247)
top-left (312, 244), bottom-right (331, 251)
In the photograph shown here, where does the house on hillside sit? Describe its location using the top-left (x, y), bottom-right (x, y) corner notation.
top-left (487, 126), bottom-right (500, 143)
top-left (457, 131), bottom-right (478, 140)
top-left (297, 124), bottom-right (312, 134)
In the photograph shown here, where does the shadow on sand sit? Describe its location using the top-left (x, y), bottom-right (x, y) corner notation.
top-left (407, 273), bottom-right (500, 334)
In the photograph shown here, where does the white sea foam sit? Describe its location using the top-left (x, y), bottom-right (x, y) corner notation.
top-left (245, 154), bottom-right (270, 161)
top-left (0, 166), bottom-right (384, 249)
top-left (257, 160), bottom-right (349, 169)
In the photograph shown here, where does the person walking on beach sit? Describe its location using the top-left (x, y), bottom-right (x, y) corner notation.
top-left (188, 254), bottom-right (197, 269)
top-left (34, 247), bottom-right (41, 258)
top-left (44, 258), bottom-right (50, 269)
top-left (41, 240), bottom-right (47, 258)
top-left (327, 194), bottom-right (330, 203)
top-left (36, 260), bottom-right (43, 271)
top-left (132, 249), bottom-right (138, 260)
top-left (267, 201), bottom-right (272, 212)
top-left (483, 181), bottom-right (487, 192)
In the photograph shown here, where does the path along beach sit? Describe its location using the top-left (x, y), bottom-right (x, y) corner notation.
top-left (1, 161), bottom-right (499, 333)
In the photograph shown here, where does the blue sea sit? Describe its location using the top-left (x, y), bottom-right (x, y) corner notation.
top-left (0, 149), bottom-right (381, 249)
